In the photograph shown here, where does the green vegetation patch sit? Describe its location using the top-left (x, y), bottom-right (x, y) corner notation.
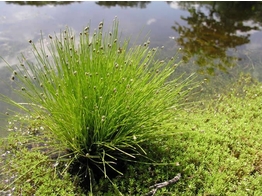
top-left (1, 18), bottom-right (262, 195)
top-left (1, 19), bottom-right (194, 195)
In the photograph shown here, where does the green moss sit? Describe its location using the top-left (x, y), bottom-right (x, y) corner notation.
top-left (0, 147), bottom-right (84, 195)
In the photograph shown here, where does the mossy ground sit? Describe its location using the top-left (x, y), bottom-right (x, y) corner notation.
top-left (1, 73), bottom-right (262, 195)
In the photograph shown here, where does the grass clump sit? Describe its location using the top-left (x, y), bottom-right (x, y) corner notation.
top-left (1, 18), bottom-right (193, 193)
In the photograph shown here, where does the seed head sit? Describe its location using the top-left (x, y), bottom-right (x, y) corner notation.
top-left (10, 75), bottom-right (15, 81)
top-left (84, 26), bottom-right (89, 31)
top-left (70, 36), bottom-right (74, 40)
top-left (49, 35), bottom-right (52, 39)
top-left (28, 40), bottom-right (32, 43)
top-left (117, 48), bottom-right (122, 53)
top-left (21, 87), bottom-right (26, 91)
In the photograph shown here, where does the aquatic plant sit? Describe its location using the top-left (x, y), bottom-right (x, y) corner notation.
top-left (1, 18), bottom-right (193, 192)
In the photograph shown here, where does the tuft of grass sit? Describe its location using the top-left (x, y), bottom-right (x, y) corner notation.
top-left (1, 18), bottom-right (194, 192)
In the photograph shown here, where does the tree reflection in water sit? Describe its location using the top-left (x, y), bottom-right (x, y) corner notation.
top-left (95, 1), bottom-right (151, 9)
top-left (172, 1), bottom-right (262, 75)
top-left (5, 1), bottom-right (80, 6)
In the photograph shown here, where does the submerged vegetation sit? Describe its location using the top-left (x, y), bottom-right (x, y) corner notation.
top-left (1, 19), bottom-right (262, 195)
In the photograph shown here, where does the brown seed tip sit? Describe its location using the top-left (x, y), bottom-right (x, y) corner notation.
top-left (28, 40), bottom-right (32, 43)
top-left (49, 35), bottom-right (52, 39)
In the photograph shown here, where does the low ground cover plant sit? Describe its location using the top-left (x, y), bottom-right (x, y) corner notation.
top-left (0, 18), bottom-right (194, 194)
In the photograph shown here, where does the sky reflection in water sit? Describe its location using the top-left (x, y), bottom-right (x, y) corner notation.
top-left (0, 1), bottom-right (261, 75)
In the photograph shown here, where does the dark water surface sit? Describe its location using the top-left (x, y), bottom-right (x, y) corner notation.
top-left (0, 1), bottom-right (262, 136)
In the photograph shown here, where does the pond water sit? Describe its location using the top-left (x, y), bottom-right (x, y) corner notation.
top-left (0, 1), bottom-right (262, 136)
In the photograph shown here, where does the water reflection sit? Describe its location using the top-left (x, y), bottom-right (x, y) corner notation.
top-left (6, 1), bottom-right (151, 8)
top-left (95, 1), bottom-right (151, 9)
top-left (171, 1), bottom-right (262, 75)
top-left (5, 1), bottom-right (80, 6)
